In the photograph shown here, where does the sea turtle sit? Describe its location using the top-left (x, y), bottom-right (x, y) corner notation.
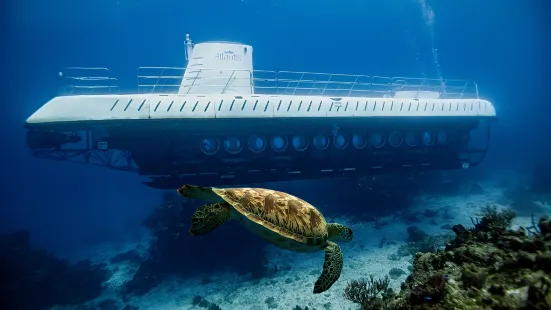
top-left (177, 184), bottom-right (354, 294)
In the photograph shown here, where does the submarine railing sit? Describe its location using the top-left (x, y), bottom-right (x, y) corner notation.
top-left (57, 67), bottom-right (480, 100)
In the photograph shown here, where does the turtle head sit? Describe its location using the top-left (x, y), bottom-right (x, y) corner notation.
top-left (177, 184), bottom-right (223, 203)
top-left (327, 223), bottom-right (353, 242)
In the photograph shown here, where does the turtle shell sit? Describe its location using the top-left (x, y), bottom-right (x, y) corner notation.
top-left (212, 187), bottom-right (328, 247)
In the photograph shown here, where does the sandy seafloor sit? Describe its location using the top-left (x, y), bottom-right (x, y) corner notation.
top-left (52, 181), bottom-right (551, 310)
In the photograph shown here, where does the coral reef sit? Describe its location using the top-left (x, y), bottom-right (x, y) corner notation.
top-left (0, 230), bottom-right (108, 310)
top-left (343, 275), bottom-right (394, 310)
top-left (396, 226), bottom-right (452, 257)
top-left (346, 205), bottom-right (551, 309)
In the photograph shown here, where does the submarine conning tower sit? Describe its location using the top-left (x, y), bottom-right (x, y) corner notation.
top-left (178, 36), bottom-right (254, 95)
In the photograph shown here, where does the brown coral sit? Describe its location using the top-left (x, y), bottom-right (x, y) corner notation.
top-left (345, 207), bottom-right (551, 310)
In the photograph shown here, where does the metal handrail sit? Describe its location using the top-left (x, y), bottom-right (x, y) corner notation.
top-left (58, 66), bottom-right (480, 99)
top-left (58, 67), bottom-right (119, 95)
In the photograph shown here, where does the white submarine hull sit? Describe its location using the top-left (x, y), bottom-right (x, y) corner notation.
top-left (24, 35), bottom-right (496, 188)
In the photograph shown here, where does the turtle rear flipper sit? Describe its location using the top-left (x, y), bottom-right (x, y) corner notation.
top-left (313, 241), bottom-right (343, 294)
top-left (189, 202), bottom-right (231, 236)
top-left (177, 184), bottom-right (224, 202)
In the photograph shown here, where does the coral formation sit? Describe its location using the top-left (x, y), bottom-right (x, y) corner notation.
top-left (396, 226), bottom-right (452, 257)
top-left (343, 275), bottom-right (394, 309)
top-left (345, 205), bottom-right (551, 309)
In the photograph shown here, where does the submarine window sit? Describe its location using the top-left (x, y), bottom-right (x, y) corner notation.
top-left (422, 131), bottom-right (435, 146)
top-left (292, 135), bottom-right (309, 151)
top-left (389, 132), bottom-right (403, 148)
top-left (370, 133), bottom-right (385, 149)
top-left (270, 135), bottom-right (288, 152)
top-left (333, 133), bottom-right (348, 150)
top-left (352, 133), bottom-right (367, 149)
top-left (248, 135), bottom-right (266, 153)
top-left (200, 137), bottom-right (220, 155)
top-left (405, 132), bottom-right (417, 147)
top-left (313, 134), bottom-right (329, 150)
top-left (224, 137), bottom-right (243, 154)
top-left (437, 131), bottom-right (449, 145)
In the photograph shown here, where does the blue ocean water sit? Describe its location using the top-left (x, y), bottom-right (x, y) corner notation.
top-left (3, 0), bottom-right (551, 309)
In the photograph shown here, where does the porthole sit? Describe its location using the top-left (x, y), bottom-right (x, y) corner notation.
top-left (248, 135), bottom-right (266, 153)
top-left (389, 132), bottom-right (403, 148)
top-left (313, 134), bottom-right (329, 150)
top-left (224, 137), bottom-right (242, 154)
top-left (292, 135), bottom-right (309, 151)
top-left (437, 131), bottom-right (449, 145)
top-left (370, 133), bottom-right (385, 149)
top-left (405, 132), bottom-right (417, 147)
top-left (352, 133), bottom-right (368, 149)
top-left (200, 137), bottom-right (219, 155)
top-left (422, 131), bottom-right (435, 146)
top-left (270, 135), bottom-right (288, 152)
top-left (333, 133), bottom-right (348, 150)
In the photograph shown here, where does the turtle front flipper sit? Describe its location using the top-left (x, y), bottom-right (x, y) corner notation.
top-left (313, 241), bottom-right (343, 294)
top-left (189, 202), bottom-right (231, 236)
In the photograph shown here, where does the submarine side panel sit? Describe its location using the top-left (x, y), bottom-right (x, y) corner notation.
top-left (26, 95), bottom-right (152, 125)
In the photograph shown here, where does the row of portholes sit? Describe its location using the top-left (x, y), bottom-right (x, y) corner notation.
top-left (199, 131), bottom-right (452, 155)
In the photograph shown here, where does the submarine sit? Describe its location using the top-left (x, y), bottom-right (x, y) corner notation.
top-left (24, 34), bottom-right (497, 189)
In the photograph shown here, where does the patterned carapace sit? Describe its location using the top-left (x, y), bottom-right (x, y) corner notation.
top-left (213, 187), bottom-right (328, 244)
